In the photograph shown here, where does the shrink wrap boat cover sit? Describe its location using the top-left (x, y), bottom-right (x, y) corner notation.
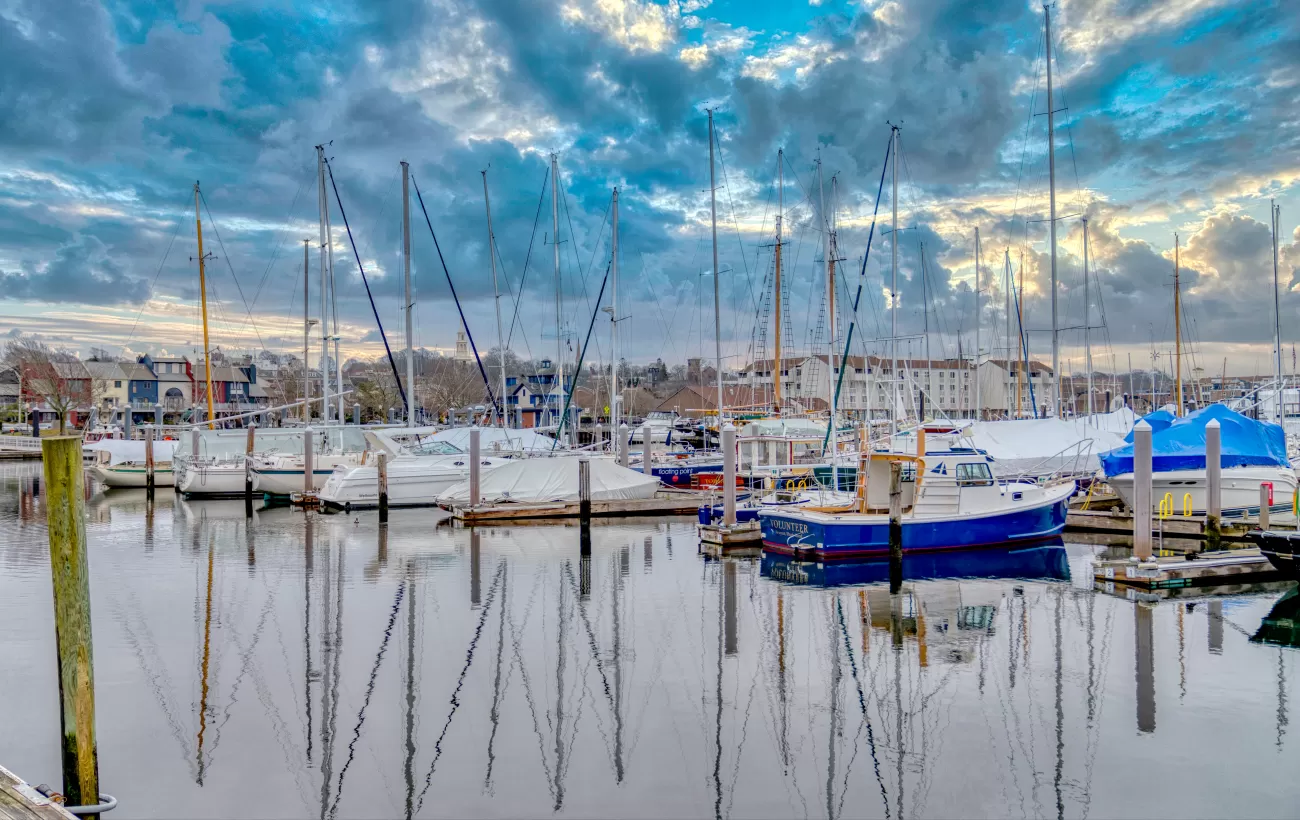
top-left (431, 427), bottom-right (559, 453)
top-left (965, 417), bottom-right (1128, 477)
top-left (436, 455), bottom-right (660, 504)
top-left (1100, 403), bottom-right (1289, 477)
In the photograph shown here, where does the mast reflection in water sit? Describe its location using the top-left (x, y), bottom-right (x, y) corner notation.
top-left (0, 463), bottom-right (1295, 819)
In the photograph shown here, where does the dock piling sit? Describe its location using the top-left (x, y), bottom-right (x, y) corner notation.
top-left (1205, 419), bottom-right (1221, 550)
top-left (888, 460), bottom-right (903, 592)
top-left (641, 424), bottom-right (653, 476)
top-left (578, 458), bottom-right (591, 521)
top-left (722, 424), bottom-right (736, 526)
top-left (41, 437), bottom-right (100, 808)
top-left (244, 424), bottom-right (255, 518)
top-left (469, 427), bottom-right (481, 507)
top-left (153, 403), bottom-right (162, 427)
top-left (1132, 420), bottom-right (1153, 560)
top-left (377, 452), bottom-right (389, 523)
top-left (190, 428), bottom-right (200, 461)
top-left (144, 427), bottom-right (155, 499)
top-left (352, 403), bottom-right (361, 426)
top-left (303, 427), bottom-right (314, 496)
top-left (618, 423), bottom-right (629, 468)
top-left (122, 410), bottom-right (132, 441)
top-left (1259, 485), bottom-right (1270, 530)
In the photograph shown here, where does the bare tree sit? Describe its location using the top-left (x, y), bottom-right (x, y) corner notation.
top-left (3, 338), bottom-right (93, 434)
top-left (355, 365), bottom-right (401, 421)
top-left (420, 358), bottom-right (487, 413)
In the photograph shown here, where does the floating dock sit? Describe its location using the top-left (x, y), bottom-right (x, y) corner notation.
top-left (1068, 508), bottom-right (1298, 542)
top-left (1092, 547), bottom-right (1285, 591)
top-left (698, 521), bottom-right (762, 557)
top-left (447, 491), bottom-right (704, 523)
top-left (0, 765), bottom-right (76, 820)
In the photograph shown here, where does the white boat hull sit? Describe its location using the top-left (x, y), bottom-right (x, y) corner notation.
top-left (176, 461), bottom-right (248, 497)
top-left (252, 453), bottom-right (363, 496)
top-left (91, 463), bottom-right (175, 488)
top-left (319, 455), bottom-right (510, 509)
top-left (1109, 465), bottom-right (1298, 516)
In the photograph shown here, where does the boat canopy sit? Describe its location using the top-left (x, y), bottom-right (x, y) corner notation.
top-left (1100, 404), bottom-right (1289, 477)
top-left (961, 416), bottom-right (1128, 477)
top-left (431, 427), bottom-right (559, 453)
top-left (86, 439), bottom-right (177, 465)
top-left (1122, 409), bottom-right (1175, 442)
top-left (436, 455), bottom-right (659, 504)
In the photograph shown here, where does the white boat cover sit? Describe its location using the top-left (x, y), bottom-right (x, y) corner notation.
top-left (436, 455), bottom-right (660, 505)
top-left (431, 427), bottom-right (560, 453)
top-left (738, 418), bottom-right (827, 438)
top-left (85, 439), bottom-right (177, 465)
top-left (965, 416), bottom-right (1128, 477)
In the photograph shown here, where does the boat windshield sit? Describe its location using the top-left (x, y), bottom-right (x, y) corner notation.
top-left (407, 440), bottom-right (464, 456)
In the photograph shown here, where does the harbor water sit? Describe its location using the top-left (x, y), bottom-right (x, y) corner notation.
top-left (0, 462), bottom-right (1296, 819)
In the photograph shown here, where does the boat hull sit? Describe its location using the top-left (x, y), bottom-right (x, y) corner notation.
top-left (320, 469), bottom-right (464, 509)
top-left (176, 462), bottom-right (248, 497)
top-left (1108, 465), bottom-right (1297, 517)
top-left (1248, 531), bottom-right (1300, 579)
top-left (760, 483), bottom-right (1073, 560)
top-left (91, 463), bottom-right (175, 488)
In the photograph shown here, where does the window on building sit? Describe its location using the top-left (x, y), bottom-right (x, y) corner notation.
top-left (114, 380), bottom-right (122, 388)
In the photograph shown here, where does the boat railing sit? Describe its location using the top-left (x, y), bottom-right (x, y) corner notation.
top-left (1002, 438), bottom-right (1097, 486)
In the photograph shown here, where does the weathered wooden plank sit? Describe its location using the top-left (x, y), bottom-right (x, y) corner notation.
top-left (0, 765), bottom-right (76, 820)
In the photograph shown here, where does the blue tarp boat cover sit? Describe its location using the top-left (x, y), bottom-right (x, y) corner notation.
top-left (1100, 404), bottom-right (1289, 477)
top-left (1122, 409), bottom-right (1176, 442)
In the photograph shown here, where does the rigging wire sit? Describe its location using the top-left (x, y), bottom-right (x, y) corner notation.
top-left (199, 190), bottom-right (269, 353)
top-left (115, 193), bottom-right (193, 357)
top-left (505, 167), bottom-right (550, 355)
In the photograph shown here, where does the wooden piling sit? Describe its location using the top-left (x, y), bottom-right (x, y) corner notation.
top-left (244, 424), bottom-right (255, 518)
top-left (578, 458), bottom-right (591, 521)
top-left (722, 424), bottom-right (736, 526)
top-left (1204, 419), bottom-right (1221, 550)
top-left (1132, 420), bottom-right (1153, 560)
top-left (1260, 484), bottom-right (1271, 530)
top-left (617, 423), bottom-right (629, 468)
top-left (144, 426), bottom-right (155, 498)
top-left (302, 427), bottom-right (314, 496)
top-left (41, 437), bottom-right (99, 809)
top-left (377, 452), bottom-right (389, 523)
top-left (469, 427), bottom-right (481, 508)
top-left (888, 460), bottom-right (903, 592)
top-left (641, 424), bottom-right (653, 476)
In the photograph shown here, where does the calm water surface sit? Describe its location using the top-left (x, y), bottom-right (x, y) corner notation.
top-left (0, 462), bottom-right (1296, 819)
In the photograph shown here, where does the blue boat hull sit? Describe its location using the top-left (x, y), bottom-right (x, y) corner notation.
top-left (653, 462), bottom-right (722, 487)
top-left (760, 493), bottom-right (1070, 560)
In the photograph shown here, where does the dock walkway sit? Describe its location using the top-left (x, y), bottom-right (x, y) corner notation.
top-left (0, 766), bottom-right (75, 820)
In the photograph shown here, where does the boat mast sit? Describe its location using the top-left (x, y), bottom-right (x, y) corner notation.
top-left (974, 227), bottom-right (981, 421)
top-left (1017, 249), bottom-right (1025, 416)
top-left (193, 182), bottom-right (216, 429)
top-left (325, 169), bottom-right (342, 425)
top-left (1272, 200), bottom-right (1283, 421)
top-left (774, 149), bottom-right (784, 416)
top-left (1005, 249), bottom-right (1012, 417)
top-left (890, 124), bottom-right (900, 436)
top-left (1174, 233), bottom-right (1183, 416)
top-left (402, 160), bottom-right (414, 428)
top-left (818, 153), bottom-right (836, 431)
top-left (708, 109), bottom-right (724, 427)
top-left (483, 170), bottom-right (507, 427)
top-left (1083, 218), bottom-right (1093, 421)
top-left (610, 187), bottom-right (620, 431)
top-left (316, 146), bottom-right (331, 425)
top-left (302, 239), bottom-right (310, 421)
top-left (1044, 4), bottom-right (1060, 418)
top-left (551, 153), bottom-right (565, 436)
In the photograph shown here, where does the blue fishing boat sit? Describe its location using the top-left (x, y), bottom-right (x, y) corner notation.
top-left (760, 541), bottom-right (1071, 586)
top-left (759, 443), bottom-right (1074, 561)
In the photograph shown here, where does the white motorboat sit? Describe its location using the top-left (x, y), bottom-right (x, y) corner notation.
top-left (628, 411), bottom-right (676, 443)
top-left (436, 454), bottom-right (661, 505)
top-left (249, 426), bottom-right (370, 496)
top-left (175, 457), bottom-right (246, 497)
top-left (319, 439), bottom-right (510, 510)
top-left (175, 428), bottom-right (328, 498)
top-left (1108, 465), bottom-right (1297, 517)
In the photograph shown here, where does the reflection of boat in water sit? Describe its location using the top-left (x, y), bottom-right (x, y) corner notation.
top-left (760, 541), bottom-right (1071, 586)
top-left (1251, 586), bottom-right (1300, 647)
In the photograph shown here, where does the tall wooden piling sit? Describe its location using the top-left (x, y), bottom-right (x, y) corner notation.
top-left (617, 423), bottom-right (629, 468)
top-left (888, 460), bottom-right (903, 593)
top-left (302, 427), bottom-right (314, 496)
top-left (1259, 485), bottom-right (1271, 530)
top-left (353, 404), bottom-right (361, 426)
top-left (1204, 418), bottom-right (1221, 549)
top-left (41, 437), bottom-right (99, 808)
top-left (244, 424), bottom-right (255, 518)
top-left (144, 426), bottom-right (155, 499)
top-left (1132, 420), bottom-right (1153, 559)
top-left (641, 424), bottom-right (653, 476)
top-left (469, 427), bottom-right (481, 507)
top-left (377, 452), bottom-right (389, 523)
top-left (578, 458), bottom-right (591, 521)
top-left (722, 424), bottom-right (737, 526)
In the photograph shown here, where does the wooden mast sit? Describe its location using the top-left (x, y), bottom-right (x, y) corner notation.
top-left (774, 149), bottom-right (784, 416)
top-left (193, 182), bottom-right (215, 429)
top-left (1016, 249), bottom-right (1025, 417)
top-left (1174, 233), bottom-right (1183, 416)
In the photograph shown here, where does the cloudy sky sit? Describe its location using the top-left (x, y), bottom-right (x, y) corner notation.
top-left (1, 0), bottom-right (1298, 379)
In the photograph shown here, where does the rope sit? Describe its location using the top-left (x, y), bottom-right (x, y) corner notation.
top-left (199, 190), bottom-right (268, 353)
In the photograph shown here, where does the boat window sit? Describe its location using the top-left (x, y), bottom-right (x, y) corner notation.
top-left (956, 462), bottom-right (994, 487)
top-left (408, 440), bottom-right (464, 456)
